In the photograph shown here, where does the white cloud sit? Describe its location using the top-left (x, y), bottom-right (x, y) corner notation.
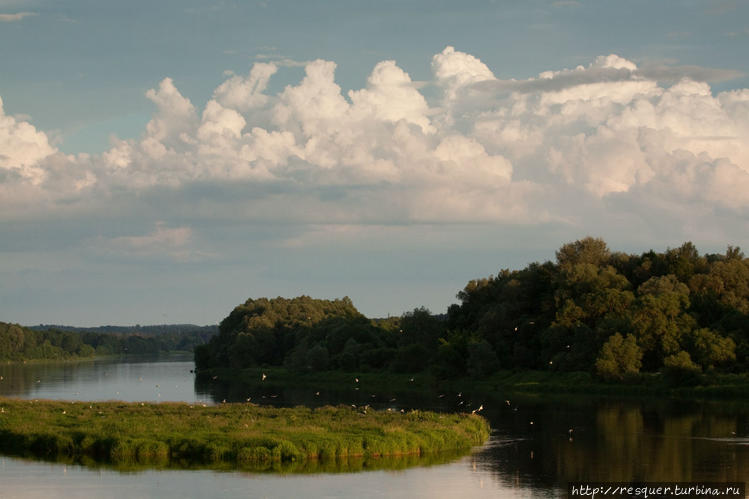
top-left (144, 77), bottom-right (198, 148)
top-left (0, 96), bottom-right (55, 184)
top-left (1, 48), bottom-right (749, 246)
top-left (93, 223), bottom-right (207, 262)
top-left (348, 60), bottom-right (434, 134)
top-left (0, 11), bottom-right (36, 22)
top-left (213, 62), bottom-right (278, 112)
top-left (432, 46), bottom-right (495, 100)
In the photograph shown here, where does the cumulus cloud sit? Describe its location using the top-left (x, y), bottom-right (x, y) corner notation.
top-left (213, 62), bottom-right (277, 112)
top-left (0, 96), bottom-right (55, 184)
top-left (1, 48), bottom-right (749, 244)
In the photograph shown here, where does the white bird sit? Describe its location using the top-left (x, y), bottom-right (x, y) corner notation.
top-left (261, 373), bottom-right (267, 381)
top-left (355, 378), bottom-right (359, 383)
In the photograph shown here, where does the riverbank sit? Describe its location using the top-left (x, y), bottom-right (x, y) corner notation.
top-left (197, 367), bottom-right (749, 400)
top-left (0, 398), bottom-right (489, 471)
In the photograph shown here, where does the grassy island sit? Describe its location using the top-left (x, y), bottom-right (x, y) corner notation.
top-left (0, 398), bottom-right (489, 471)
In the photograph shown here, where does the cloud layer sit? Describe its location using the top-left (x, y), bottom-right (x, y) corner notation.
top-left (2, 47), bottom-right (749, 240)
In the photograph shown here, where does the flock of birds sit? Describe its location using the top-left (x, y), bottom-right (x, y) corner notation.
top-left (0, 369), bottom-right (569, 439)
top-left (5, 370), bottom-right (749, 444)
top-left (192, 371), bottom-right (594, 442)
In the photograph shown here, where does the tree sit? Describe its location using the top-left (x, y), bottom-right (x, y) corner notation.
top-left (686, 328), bottom-right (735, 370)
top-left (556, 237), bottom-right (610, 268)
top-left (466, 339), bottom-right (499, 377)
top-left (306, 344), bottom-right (330, 371)
top-left (595, 333), bottom-right (643, 381)
top-left (663, 350), bottom-right (701, 385)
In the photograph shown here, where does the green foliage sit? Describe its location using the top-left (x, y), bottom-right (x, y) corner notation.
top-left (0, 322), bottom-right (215, 362)
top-left (0, 398), bottom-right (489, 471)
top-left (595, 333), bottom-right (643, 381)
top-left (466, 339), bottom-right (499, 377)
top-left (197, 236), bottom-right (746, 379)
top-left (447, 238), bottom-right (749, 377)
top-left (685, 328), bottom-right (735, 370)
top-left (556, 237), bottom-right (611, 268)
top-left (663, 351), bottom-right (702, 386)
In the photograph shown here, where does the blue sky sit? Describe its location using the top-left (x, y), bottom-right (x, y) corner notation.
top-left (2, 0), bottom-right (749, 326)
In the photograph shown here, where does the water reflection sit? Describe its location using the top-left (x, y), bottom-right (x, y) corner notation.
top-left (197, 375), bottom-right (749, 486)
top-left (470, 396), bottom-right (749, 489)
top-left (1, 357), bottom-right (748, 497)
top-left (0, 354), bottom-right (211, 404)
top-left (4, 448), bottom-right (469, 475)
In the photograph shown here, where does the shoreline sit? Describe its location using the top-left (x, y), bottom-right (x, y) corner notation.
top-left (196, 367), bottom-right (749, 401)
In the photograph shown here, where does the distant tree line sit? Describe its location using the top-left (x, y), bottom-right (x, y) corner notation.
top-left (195, 239), bottom-right (749, 382)
top-left (0, 322), bottom-right (217, 361)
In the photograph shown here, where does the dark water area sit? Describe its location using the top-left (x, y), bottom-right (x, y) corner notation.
top-left (198, 374), bottom-right (749, 486)
top-left (1, 357), bottom-right (748, 498)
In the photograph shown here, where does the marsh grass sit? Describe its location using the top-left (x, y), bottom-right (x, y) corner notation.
top-left (0, 398), bottom-right (489, 471)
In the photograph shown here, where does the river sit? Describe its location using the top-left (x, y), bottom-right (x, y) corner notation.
top-left (1, 355), bottom-right (747, 498)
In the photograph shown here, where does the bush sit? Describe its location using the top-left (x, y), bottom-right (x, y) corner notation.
top-left (595, 333), bottom-right (643, 381)
top-left (663, 351), bottom-right (702, 386)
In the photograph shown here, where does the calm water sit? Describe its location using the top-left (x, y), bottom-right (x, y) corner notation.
top-left (1, 357), bottom-right (748, 498)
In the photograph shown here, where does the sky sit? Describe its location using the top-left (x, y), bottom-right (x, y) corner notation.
top-left (2, 0), bottom-right (749, 326)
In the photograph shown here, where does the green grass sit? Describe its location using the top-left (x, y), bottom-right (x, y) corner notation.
top-left (0, 398), bottom-right (489, 472)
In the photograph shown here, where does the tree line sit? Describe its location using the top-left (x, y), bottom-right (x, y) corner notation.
top-left (195, 238), bottom-right (749, 382)
top-left (0, 322), bottom-right (216, 361)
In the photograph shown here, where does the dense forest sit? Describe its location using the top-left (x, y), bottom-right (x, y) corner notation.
top-left (0, 322), bottom-right (216, 361)
top-left (195, 238), bottom-right (749, 383)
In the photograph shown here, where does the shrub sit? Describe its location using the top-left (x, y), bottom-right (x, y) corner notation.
top-left (595, 333), bottom-right (642, 381)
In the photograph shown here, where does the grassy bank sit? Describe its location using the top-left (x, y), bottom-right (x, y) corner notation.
top-left (198, 367), bottom-right (749, 401)
top-left (0, 398), bottom-right (489, 471)
top-left (473, 370), bottom-right (749, 399)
